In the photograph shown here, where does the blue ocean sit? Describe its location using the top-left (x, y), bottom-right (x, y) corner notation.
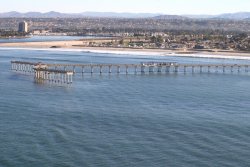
top-left (1, 48), bottom-right (250, 167)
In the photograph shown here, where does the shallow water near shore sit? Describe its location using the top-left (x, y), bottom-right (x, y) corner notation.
top-left (1, 48), bottom-right (250, 167)
top-left (0, 35), bottom-right (96, 43)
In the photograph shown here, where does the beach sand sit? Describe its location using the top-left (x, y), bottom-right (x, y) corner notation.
top-left (0, 40), bottom-right (250, 60)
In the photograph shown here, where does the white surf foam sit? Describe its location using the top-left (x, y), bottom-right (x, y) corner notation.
top-left (0, 47), bottom-right (250, 60)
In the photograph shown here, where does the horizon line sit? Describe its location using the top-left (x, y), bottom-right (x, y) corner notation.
top-left (1, 10), bottom-right (250, 16)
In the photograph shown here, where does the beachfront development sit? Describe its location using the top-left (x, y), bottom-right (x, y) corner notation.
top-left (0, 16), bottom-right (249, 54)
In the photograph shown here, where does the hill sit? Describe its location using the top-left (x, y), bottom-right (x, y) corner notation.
top-left (153, 15), bottom-right (188, 20)
top-left (216, 12), bottom-right (250, 19)
top-left (0, 11), bottom-right (159, 18)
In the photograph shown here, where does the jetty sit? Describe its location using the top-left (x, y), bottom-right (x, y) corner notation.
top-left (11, 61), bottom-right (250, 84)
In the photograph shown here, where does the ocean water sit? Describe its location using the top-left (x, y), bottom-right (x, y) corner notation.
top-left (1, 48), bottom-right (250, 167)
top-left (0, 36), bottom-right (96, 43)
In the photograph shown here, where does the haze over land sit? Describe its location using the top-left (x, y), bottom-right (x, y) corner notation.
top-left (1, 0), bottom-right (250, 14)
top-left (1, 11), bottom-right (250, 19)
top-left (1, 0), bottom-right (250, 19)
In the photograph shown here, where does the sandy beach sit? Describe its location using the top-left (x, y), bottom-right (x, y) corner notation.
top-left (0, 40), bottom-right (250, 60)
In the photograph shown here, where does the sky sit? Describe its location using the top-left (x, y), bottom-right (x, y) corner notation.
top-left (0, 0), bottom-right (249, 15)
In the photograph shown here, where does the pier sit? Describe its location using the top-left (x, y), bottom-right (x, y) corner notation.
top-left (34, 68), bottom-right (73, 84)
top-left (11, 61), bottom-right (74, 84)
top-left (11, 61), bottom-right (250, 84)
top-left (11, 61), bottom-right (38, 73)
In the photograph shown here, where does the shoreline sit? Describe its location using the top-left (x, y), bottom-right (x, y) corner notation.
top-left (0, 40), bottom-right (250, 60)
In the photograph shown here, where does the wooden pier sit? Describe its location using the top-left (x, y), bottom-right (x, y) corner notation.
top-left (11, 61), bottom-right (250, 84)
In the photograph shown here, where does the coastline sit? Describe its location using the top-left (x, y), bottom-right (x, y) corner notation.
top-left (0, 40), bottom-right (250, 60)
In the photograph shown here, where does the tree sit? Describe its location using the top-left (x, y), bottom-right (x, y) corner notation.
top-left (156, 35), bottom-right (164, 44)
top-left (119, 39), bottom-right (124, 45)
top-left (150, 36), bottom-right (157, 43)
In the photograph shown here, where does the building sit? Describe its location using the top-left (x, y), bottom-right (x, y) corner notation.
top-left (18, 21), bottom-right (28, 33)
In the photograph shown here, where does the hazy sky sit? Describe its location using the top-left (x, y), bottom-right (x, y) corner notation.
top-left (1, 0), bottom-right (249, 14)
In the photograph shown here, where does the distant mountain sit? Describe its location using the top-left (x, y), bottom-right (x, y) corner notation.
top-left (153, 15), bottom-right (188, 20)
top-left (183, 14), bottom-right (215, 19)
top-left (215, 12), bottom-right (250, 19)
top-left (41, 11), bottom-right (67, 17)
top-left (0, 11), bottom-right (159, 18)
top-left (184, 12), bottom-right (250, 20)
top-left (0, 11), bottom-right (22, 17)
top-left (0, 11), bottom-right (250, 20)
top-left (0, 11), bottom-right (80, 18)
top-left (80, 12), bottom-right (159, 18)
top-left (24, 12), bottom-right (45, 17)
